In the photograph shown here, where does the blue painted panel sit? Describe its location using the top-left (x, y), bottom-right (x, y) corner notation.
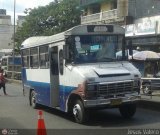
top-left (27, 81), bottom-right (50, 106)
top-left (59, 85), bottom-right (76, 111)
top-left (22, 69), bottom-right (77, 111)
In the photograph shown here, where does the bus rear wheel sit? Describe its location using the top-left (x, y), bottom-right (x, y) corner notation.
top-left (30, 90), bottom-right (38, 109)
top-left (72, 100), bottom-right (89, 124)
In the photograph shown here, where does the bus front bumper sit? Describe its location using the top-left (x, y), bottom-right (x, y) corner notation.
top-left (83, 94), bottom-right (141, 108)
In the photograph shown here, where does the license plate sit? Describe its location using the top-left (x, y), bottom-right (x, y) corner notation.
top-left (110, 99), bottom-right (122, 106)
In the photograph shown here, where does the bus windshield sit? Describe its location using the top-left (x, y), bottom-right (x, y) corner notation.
top-left (69, 35), bottom-right (125, 64)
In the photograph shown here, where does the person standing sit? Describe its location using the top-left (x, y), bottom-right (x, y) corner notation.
top-left (0, 69), bottom-right (7, 95)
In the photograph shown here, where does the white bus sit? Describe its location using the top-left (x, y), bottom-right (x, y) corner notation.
top-left (1, 55), bottom-right (22, 80)
top-left (21, 24), bottom-right (141, 123)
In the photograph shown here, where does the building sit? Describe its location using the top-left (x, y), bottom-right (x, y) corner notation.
top-left (80, 0), bottom-right (132, 25)
top-left (0, 9), bottom-right (25, 58)
top-left (125, 0), bottom-right (160, 52)
top-left (79, 0), bottom-right (160, 52)
top-left (125, 15), bottom-right (160, 52)
top-left (0, 9), bottom-right (14, 50)
top-left (17, 15), bottom-right (25, 27)
top-left (0, 49), bottom-right (13, 58)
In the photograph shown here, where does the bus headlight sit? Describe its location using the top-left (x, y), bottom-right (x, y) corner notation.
top-left (86, 84), bottom-right (97, 98)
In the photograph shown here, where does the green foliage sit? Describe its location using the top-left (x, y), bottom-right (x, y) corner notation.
top-left (15, 0), bottom-right (81, 52)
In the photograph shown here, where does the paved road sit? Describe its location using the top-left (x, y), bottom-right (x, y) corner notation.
top-left (0, 83), bottom-right (160, 135)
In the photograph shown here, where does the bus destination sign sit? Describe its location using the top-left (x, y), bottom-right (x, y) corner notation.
top-left (87, 25), bottom-right (113, 33)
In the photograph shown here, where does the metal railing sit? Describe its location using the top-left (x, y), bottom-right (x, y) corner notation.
top-left (81, 9), bottom-right (122, 24)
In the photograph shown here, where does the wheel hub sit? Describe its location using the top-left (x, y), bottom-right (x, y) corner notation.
top-left (31, 93), bottom-right (36, 105)
top-left (73, 104), bottom-right (81, 119)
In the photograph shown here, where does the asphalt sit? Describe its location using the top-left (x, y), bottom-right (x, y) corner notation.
top-left (7, 79), bottom-right (160, 112)
top-left (138, 92), bottom-right (160, 111)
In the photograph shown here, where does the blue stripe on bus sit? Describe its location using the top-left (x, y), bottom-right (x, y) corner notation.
top-left (23, 78), bottom-right (77, 111)
top-left (59, 85), bottom-right (76, 111)
top-left (26, 81), bottom-right (50, 107)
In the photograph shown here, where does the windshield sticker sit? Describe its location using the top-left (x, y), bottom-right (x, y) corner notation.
top-left (90, 45), bottom-right (100, 51)
top-left (75, 36), bottom-right (80, 42)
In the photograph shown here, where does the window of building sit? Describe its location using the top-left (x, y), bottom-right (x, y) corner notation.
top-left (30, 47), bottom-right (38, 68)
top-left (22, 49), bottom-right (29, 68)
top-left (92, 4), bottom-right (100, 14)
top-left (39, 45), bottom-right (49, 68)
top-left (111, 0), bottom-right (117, 9)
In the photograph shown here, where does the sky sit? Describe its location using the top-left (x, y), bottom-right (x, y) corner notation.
top-left (0, 0), bottom-right (54, 24)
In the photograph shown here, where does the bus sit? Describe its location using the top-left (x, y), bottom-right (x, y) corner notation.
top-left (21, 24), bottom-right (141, 123)
top-left (1, 55), bottom-right (22, 80)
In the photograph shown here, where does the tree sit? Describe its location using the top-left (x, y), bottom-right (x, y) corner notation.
top-left (15, 0), bottom-right (81, 52)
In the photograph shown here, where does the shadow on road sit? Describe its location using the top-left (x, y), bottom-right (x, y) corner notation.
top-left (38, 105), bottom-right (160, 128)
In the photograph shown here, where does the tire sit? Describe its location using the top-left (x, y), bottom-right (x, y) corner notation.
top-left (30, 90), bottom-right (38, 109)
top-left (72, 100), bottom-right (89, 124)
top-left (142, 83), bottom-right (152, 94)
top-left (119, 103), bottom-right (137, 119)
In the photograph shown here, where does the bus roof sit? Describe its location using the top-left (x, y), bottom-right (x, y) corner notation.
top-left (21, 24), bottom-right (125, 49)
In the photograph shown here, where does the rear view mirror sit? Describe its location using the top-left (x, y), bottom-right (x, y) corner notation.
top-left (127, 40), bottom-right (133, 56)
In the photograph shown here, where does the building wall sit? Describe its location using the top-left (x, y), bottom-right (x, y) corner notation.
top-left (117, 0), bottom-right (128, 17)
top-left (128, 0), bottom-right (160, 19)
top-left (87, 6), bottom-right (92, 15)
top-left (85, 1), bottom-right (113, 15)
top-left (0, 9), bottom-right (14, 50)
top-left (0, 15), bottom-right (11, 25)
top-left (0, 24), bottom-right (14, 49)
top-left (101, 1), bottom-right (112, 12)
top-left (17, 15), bottom-right (25, 27)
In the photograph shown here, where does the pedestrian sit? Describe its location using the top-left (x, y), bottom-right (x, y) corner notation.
top-left (0, 68), bottom-right (7, 95)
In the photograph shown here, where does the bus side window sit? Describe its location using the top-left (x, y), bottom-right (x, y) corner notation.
top-left (30, 47), bottom-right (38, 68)
top-left (40, 45), bottom-right (49, 69)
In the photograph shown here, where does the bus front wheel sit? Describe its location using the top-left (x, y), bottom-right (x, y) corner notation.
top-left (30, 90), bottom-right (38, 109)
top-left (119, 103), bottom-right (137, 119)
top-left (72, 100), bottom-right (89, 124)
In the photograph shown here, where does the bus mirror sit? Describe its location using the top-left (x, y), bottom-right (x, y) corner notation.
top-left (127, 40), bottom-right (133, 56)
top-left (63, 45), bottom-right (69, 60)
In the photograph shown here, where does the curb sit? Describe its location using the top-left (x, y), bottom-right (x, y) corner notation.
top-left (138, 99), bottom-right (160, 112)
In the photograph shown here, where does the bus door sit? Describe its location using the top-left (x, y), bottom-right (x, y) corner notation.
top-left (50, 46), bottom-right (59, 107)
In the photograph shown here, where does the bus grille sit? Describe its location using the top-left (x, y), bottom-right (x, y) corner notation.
top-left (98, 81), bottom-right (133, 96)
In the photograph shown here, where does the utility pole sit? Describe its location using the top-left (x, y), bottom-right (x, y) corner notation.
top-left (12, 0), bottom-right (16, 79)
